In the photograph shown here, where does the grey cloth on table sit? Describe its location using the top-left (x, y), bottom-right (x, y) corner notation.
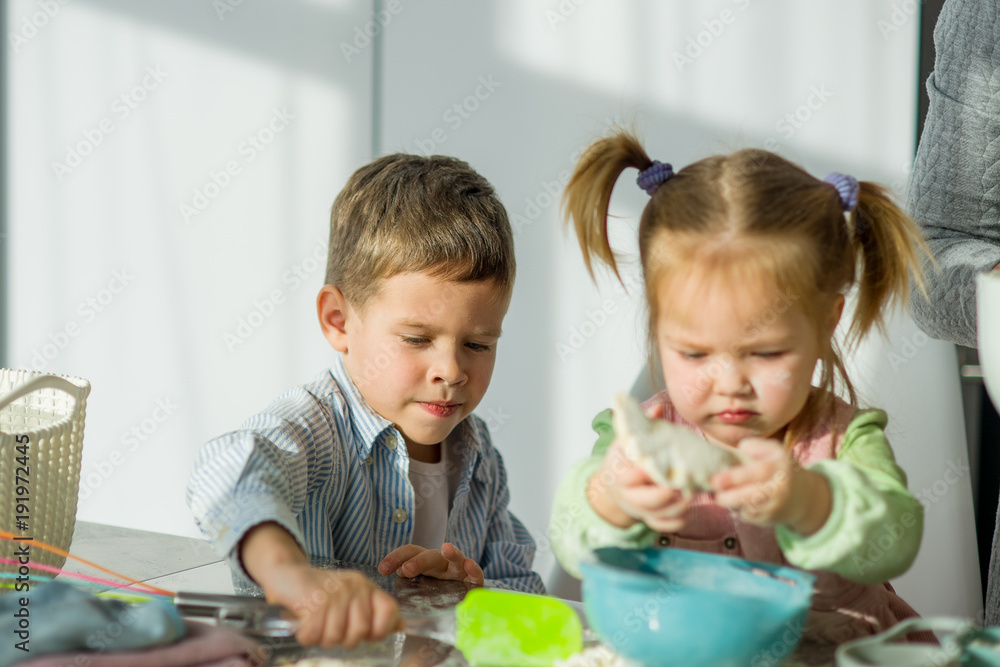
top-left (0, 581), bottom-right (267, 667)
top-left (907, 0), bottom-right (1000, 349)
top-left (0, 581), bottom-right (184, 666)
top-left (20, 621), bottom-right (268, 667)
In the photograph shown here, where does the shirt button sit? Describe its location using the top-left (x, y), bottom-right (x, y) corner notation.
top-left (724, 537), bottom-right (738, 550)
top-left (364, 455), bottom-right (373, 466)
top-left (385, 435), bottom-right (398, 450)
top-left (658, 536), bottom-right (671, 547)
top-left (392, 508), bottom-right (408, 523)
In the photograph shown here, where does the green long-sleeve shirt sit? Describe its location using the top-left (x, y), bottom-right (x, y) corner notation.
top-left (550, 406), bottom-right (923, 585)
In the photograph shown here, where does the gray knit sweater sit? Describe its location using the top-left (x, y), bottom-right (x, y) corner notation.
top-left (908, 0), bottom-right (1000, 349)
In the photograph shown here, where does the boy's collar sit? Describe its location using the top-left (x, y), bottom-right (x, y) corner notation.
top-left (328, 353), bottom-right (394, 454)
top-left (451, 418), bottom-right (493, 486)
top-left (328, 353), bottom-right (490, 481)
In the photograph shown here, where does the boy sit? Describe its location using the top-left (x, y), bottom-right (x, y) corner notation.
top-left (186, 154), bottom-right (544, 650)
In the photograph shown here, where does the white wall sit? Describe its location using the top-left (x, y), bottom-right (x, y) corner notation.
top-left (7, 0), bottom-right (979, 618)
top-left (7, 0), bottom-right (375, 535)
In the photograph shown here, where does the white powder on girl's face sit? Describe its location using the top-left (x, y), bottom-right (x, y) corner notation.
top-left (767, 369), bottom-right (793, 386)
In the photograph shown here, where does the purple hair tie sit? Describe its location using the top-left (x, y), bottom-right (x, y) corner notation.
top-left (824, 172), bottom-right (860, 212)
top-left (637, 160), bottom-right (674, 196)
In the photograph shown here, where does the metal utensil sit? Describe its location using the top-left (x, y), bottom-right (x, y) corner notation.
top-left (173, 591), bottom-right (299, 638)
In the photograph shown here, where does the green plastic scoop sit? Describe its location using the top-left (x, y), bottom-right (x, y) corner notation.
top-left (404, 589), bottom-right (584, 666)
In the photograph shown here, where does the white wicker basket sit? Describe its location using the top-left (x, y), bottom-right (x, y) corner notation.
top-left (0, 370), bottom-right (90, 573)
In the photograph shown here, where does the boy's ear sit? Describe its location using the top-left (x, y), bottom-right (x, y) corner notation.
top-left (317, 285), bottom-right (351, 352)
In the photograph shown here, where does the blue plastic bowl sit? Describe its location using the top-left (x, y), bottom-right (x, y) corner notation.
top-left (580, 548), bottom-right (815, 667)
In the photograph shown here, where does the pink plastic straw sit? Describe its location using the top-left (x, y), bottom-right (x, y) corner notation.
top-left (0, 557), bottom-right (168, 596)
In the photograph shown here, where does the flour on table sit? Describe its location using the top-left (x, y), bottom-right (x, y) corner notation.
top-left (555, 645), bottom-right (631, 667)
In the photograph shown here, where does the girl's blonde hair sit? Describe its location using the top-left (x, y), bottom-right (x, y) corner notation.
top-left (563, 130), bottom-right (929, 444)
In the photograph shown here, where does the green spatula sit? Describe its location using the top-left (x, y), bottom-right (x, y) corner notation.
top-left (404, 589), bottom-right (584, 666)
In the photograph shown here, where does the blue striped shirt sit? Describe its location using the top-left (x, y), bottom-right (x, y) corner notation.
top-left (186, 354), bottom-right (544, 593)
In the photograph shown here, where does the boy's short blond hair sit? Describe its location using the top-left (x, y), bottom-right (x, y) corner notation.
top-left (325, 153), bottom-right (515, 310)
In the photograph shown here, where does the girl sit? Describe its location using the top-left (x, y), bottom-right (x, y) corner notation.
top-left (550, 131), bottom-right (931, 644)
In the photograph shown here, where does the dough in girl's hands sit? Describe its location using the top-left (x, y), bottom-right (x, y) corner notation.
top-left (612, 393), bottom-right (743, 494)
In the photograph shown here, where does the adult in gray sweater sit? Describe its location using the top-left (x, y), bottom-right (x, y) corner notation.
top-left (908, 0), bottom-right (1000, 622)
top-left (910, 0), bottom-right (1000, 348)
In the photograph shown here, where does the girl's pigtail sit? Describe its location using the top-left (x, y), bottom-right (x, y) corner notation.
top-left (562, 132), bottom-right (653, 281)
top-left (847, 182), bottom-right (931, 346)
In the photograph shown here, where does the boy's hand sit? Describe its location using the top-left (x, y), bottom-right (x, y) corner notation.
top-left (261, 562), bottom-right (401, 649)
top-left (587, 434), bottom-right (691, 533)
top-left (240, 522), bottom-right (400, 649)
top-left (377, 542), bottom-right (485, 585)
top-left (710, 437), bottom-right (831, 536)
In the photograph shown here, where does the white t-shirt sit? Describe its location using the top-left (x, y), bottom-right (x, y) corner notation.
top-left (407, 444), bottom-right (452, 549)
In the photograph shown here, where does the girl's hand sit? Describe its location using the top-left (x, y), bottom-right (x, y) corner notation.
top-left (378, 543), bottom-right (485, 585)
top-left (588, 428), bottom-right (692, 533)
top-left (710, 437), bottom-right (831, 535)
